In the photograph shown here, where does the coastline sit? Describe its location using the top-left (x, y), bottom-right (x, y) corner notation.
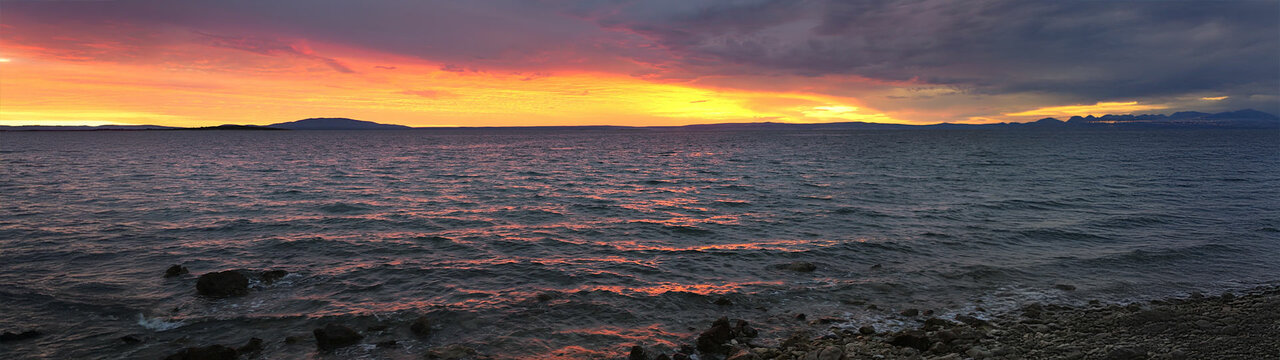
top-left (643, 285), bottom-right (1280, 360)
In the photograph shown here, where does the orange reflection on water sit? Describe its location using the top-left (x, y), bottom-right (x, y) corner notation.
top-left (604, 238), bottom-right (847, 253)
top-left (575, 280), bottom-right (783, 296)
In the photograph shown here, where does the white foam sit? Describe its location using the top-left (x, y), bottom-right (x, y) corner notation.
top-left (137, 313), bottom-right (186, 331)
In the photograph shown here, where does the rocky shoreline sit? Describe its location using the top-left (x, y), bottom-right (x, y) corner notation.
top-left (633, 286), bottom-right (1280, 360)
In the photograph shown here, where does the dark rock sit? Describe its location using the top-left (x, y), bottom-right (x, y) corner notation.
top-left (859, 325), bottom-right (876, 335)
top-left (732, 319), bottom-right (758, 338)
top-left (871, 263), bottom-right (883, 269)
top-left (714, 297), bottom-right (733, 306)
top-left (534, 292), bottom-right (555, 302)
top-left (900, 308), bottom-right (920, 317)
top-left (162, 344), bottom-right (238, 360)
top-left (923, 309), bottom-right (935, 316)
top-left (794, 313), bottom-right (806, 321)
top-left (366, 325), bottom-right (388, 332)
top-left (165, 265), bottom-right (189, 278)
top-left (954, 314), bottom-right (989, 327)
top-left (410, 316), bottom-right (431, 336)
top-left (780, 331), bottom-right (809, 350)
top-left (376, 340), bottom-right (398, 348)
top-left (1054, 284), bottom-right (1077, 291)
top-left (655, 354), bottom-right (671, 360)
top-left (196, 271), bottom-right (249, 298)
top-left (313, 324), bottom-right (363, 350)
top-left (0, 330), bottom-right (41, 342)
top-left (260, 270), bottom-right (288, 283)
top-left (678, 344), bottom-right (695, 354)
top-left (120, 335), bottom-right (143, 344)
top-left (923, 317), bottom-right (953, 330)
top-left (779, 261), bottom-right (817, 272)
top-left (726, 347), bottom-right (761, 360)
top-left (671, 354), bottom-right (691, 360)
top-left (629, 345), bottom-right (649, 360)
top-left (888, 330), bottom-right (932, 351)
top-left (1221, 292), bottom-right (1235, 301)
top-left (283, 335), bottom-right (304, 344)
top-left (696, 317), bottom-right (734, 354)
top-left (1022, 303), bottom-right (1044, 318)
top-left (237, 337), bottom-right (263, 355)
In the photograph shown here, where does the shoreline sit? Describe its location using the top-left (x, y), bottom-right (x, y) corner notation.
top-left (639, 285), bottom-right (1280, 360)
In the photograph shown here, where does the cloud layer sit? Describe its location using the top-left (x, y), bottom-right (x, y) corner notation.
top-left (2, 0), bottom-right (1277, 125)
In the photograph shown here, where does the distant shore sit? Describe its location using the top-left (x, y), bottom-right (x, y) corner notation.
top-left (650, 285), bottom-right (1279, 360)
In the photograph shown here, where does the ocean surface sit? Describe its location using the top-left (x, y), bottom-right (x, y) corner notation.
top-left (1, 128), bottom-right (1277, 359)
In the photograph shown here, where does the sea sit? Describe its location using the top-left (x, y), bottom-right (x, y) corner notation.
top-left (1, 128), bottom-right (1277, 359)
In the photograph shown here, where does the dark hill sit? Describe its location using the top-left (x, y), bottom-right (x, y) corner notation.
top-left (267, 118), bottom-right (411, 130)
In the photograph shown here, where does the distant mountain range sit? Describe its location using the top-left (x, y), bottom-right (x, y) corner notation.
top-left (3, 110), bottom-right (1277, 131)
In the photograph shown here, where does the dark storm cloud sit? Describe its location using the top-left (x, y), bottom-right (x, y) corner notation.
top-left (580, 0), bottom-right (1278, 103)
top-left (6, 0), bottom-right (1277, 111)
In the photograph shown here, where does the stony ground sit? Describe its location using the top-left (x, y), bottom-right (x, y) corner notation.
top-left (638, 286), bottom-right (1280, 360)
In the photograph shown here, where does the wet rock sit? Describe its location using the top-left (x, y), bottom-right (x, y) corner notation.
top-left (237, 337), bottom-right (263, 355)
top-left (313, 324), bottom-right (363, 350)
top-left (162, 344), bottom-right (238, 360)
top-left (1054, 284), bottom-right (1077, 291)
top-left (165, 265), bottom-right (190, 278)
top-left (260, 270), bottom-right (288, 284)
top-left (779, 261), bottom-right (817, 272)
top-left (196, 271), bottom-right (249, 298)
top-left (376, 340), bottom-right (398, 348)
top-left (0, 330), bottom-right (41, 342)
top-left (923, 317), bottom-right (953, 330)
top-left (955, 314), bottom-right (990, 327)
top-left (629, 345), bottom-right (649, 360)
top-left (367, 325), bottom-right (388, 332)
top-left (726, 347), bottom-right (761, 360)
top-left (283, 335), bottom-right (305, 344)
top-left (1022, 303), bottom-right (1044, 318)
top-left (425, 344), bottom-right (478, 359)
top-left (410, 316), bottom-right (432, 336)
top-left (794, 313), bottom-right (807, 321)
top-left (780, 331), bottom-right (810, 350)
top-left (654, 354), bottom-right (671, 360)
top-left (671, 354), bottom-right (691, 360)
top-left (858, 325), bottom-right (876, 335)
top-left (732, 319), bottom-right (758, 339)
top-left (899, 308), bottom-right (920, 317)
top-left (696, 317), bottom-right (734, 354)
top-left (120, 334), bottom-right (143, 344)
top-left (888, 330), bottom-right (931, 351)
top-left (714, 297), bottom-right (733, 306)
top-left (812, 345), bottom-right (842, 360)
top-left (870, 263), bottom-right (883, 270)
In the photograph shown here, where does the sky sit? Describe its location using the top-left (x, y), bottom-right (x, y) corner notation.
top-left (1, 0), bottom-right (1277, 127)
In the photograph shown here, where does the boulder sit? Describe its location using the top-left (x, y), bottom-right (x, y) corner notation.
top-left (629, 345), bottom-right (649, 360)
top-left (859, 325), bottom-right (876, 335)
top-left (196, 271), bottom-right (249, 297)
top-left (236, 338), bottom-right (263, 355)
top-left (410, 316), bottom-right (431, 336)
top-left (162, 344), bottom-right (238, 360)
top-left (888, 330), bottom-right (931, 351)
top-left (313, 324), bottom-right (363, 350)
top-left (696, 317), bottom-right (734, 354)
top-left (165, 265), bottom-right (190, 278)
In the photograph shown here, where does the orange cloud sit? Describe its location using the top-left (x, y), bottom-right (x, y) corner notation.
top-left (1003, 101), bottom-right (1168, 118)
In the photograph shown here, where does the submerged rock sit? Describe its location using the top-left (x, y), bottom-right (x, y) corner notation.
top-left (0, 330), bottom-right (41, 342)
top-left (629, 345), bottom-right (649, 360)
top-left (313, 324), bottom-right (363, 350)
top-left (162, 344), bottom-right (238, 360)
top-left (376, 340), bottom-right (398, 348)
top-left (196, 271), bottom-right (249, 297)
top-left (410, 316), bottom-right (431, 336)
top-left (165, 265), bottom-right (189, 278)
top-left (120, 334), bottom-right (143, 344)
top-left (1054, 284), bottom-right (1077, 291)
top-left (236, 338), bottom-right (263, 355)
top-left (714, 296), bottom-right (733, 306)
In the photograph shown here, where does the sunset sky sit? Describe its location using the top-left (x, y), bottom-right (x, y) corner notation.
top-left (2, 0), bottom-right (1277, 127)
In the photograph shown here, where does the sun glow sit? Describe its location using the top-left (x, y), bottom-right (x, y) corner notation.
top-left (0, 35), bottom-right (902, 127)
top-left (1003, 101), bottom-right (1168, 118)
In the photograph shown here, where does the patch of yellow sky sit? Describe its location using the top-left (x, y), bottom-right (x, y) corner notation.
top-left (0, 40), bottom-right (898, 127)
